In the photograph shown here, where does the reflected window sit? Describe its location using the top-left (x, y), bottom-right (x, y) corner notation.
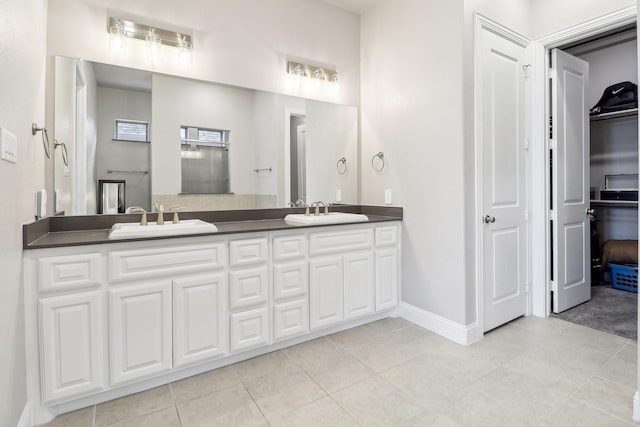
top-left (114, 119), bottom-right (149, 142)
top-left (180, 126), bottom-right (230, 194)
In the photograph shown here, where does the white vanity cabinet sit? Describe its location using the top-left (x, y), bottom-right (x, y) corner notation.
top-left (272, 232), bottom-right (309, 341)
top-left (25, 220), bottom-right (401, 424)
top-left (173, 273), bottom-right (228, 368)
top-left (38, 290), bottom-right (105, 403)
top-left (309, 226), bottom-right (376, 331)
top-left (375, 224), bottom-right (400, 311)
top-left (35, 252), bottom-right (105, 405)
top-left (109, 281), bottom-right (173, 385)
top-left (228, 235), bottom-right (270, 352)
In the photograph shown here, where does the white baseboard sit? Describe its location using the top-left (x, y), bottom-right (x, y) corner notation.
top-left (17, 401), bottom-right (33, 427)
top-left (398, 302), bottom-right (480, 345)
top-left (633, 391), bottom-right (640, 422)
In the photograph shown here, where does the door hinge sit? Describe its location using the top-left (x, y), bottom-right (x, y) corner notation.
top-left (549, 210), bottom-right (557, 221)
top-left (525, 282), bottom-right (530, 293)
top-left (548, 68), bottom-right (556, 80)
top-left (524, 139), bottom-right (530, 150)
top-left (550, 280), bottom-right (558, 292)
top-left (548, 139), bottom-right (557, 150)
top-left (524, 210), bottom-right (529, 222)
top-left (523, 64), bottom-right (532, 78)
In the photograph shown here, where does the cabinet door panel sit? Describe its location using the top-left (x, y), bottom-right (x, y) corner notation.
top-left (273, 299), bottom-right (309, 342)
top-left (229, 267), bottom-right (268, 310)
top-left (109, 243), bottom-right (225, 283)
top-left (173, 274), bottom-right (228, 368)
top-left (230, 238), bottom-right (268, 268)
top-left (344, 252), bottom-right (375, 320)
top-left (309, 256), bottom-right (343, 330)
top-left (39, 292), bottom-right (104, 403)
top-left (376, 248), bottom-right (400, 311)
top-left (273, 261), bottom-right (308, 302)
top-left (109, 282), bottom-right (172, 385)
top-left (38, 253), bottom-right (102, 292)
top-left (273, 234), bottom-right (306, 261)
top-left (230, 307), bottom-right (269, 352)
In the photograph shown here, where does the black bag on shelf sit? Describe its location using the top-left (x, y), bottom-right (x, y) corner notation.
top-left (589, 81), bottom-right (638, 115)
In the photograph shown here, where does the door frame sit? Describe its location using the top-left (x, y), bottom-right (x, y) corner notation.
top-left (529, 5), bottom-right (637, 317)
top-left (474, 13), bottom-right (532, 337)
top-left (284, 107), bottom-right (306, 207)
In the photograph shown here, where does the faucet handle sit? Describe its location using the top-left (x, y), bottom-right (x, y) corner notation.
top-left (170, 206), bottom-right (187, 224)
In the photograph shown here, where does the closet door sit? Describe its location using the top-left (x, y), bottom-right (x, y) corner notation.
top-left (551, 48), bottom-right (590, 313)
top-left (477, 16), bottom-right (529, 332)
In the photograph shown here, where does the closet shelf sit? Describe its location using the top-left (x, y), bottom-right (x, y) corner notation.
top-left (590, 200), bottom-right (638, 208)
top-left (590, 108), bottom-right (638, 122)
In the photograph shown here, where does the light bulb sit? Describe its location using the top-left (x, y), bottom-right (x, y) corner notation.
top-left (146, 28), bottom-right (162, 63)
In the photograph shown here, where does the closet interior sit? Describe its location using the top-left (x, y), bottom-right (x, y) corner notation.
top-left (556, 25), bottom-right (638, 338)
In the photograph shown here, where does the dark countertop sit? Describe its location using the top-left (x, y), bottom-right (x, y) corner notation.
top-left (24, 206), bottom-right (402, 249)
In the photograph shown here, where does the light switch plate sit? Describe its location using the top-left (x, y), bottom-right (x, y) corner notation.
top-left (336, 189), bottom-right (342, 202)
top-left (1, 128), bottom-right (17, 163)
top-left (385, 189), bottom-right (392, 205)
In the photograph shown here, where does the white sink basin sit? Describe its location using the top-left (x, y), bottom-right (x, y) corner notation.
top-left (284, 212), bottom-right (368, 226)
top-left (109, 219), bottom-right (218, 240)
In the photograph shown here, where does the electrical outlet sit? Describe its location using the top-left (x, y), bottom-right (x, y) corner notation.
top-left (1, 128), bottom-right (17, 164)
top-left (385, 189), bottom-right (392, 205)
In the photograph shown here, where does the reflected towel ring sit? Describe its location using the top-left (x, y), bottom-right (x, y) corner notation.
top-left (32, 122), bottom-right (51, 159)
top-left (371, 152), bottom-right (385, 172)
top-left (337, 157), bottom-right (347, 174)
top-left (54, 139), bottom-right (69, 167)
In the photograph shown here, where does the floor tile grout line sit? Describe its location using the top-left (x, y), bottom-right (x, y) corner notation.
top-left (241, 381), bottom-right (269, 424)
top-left (92, 404), bottom-right (96, 427)
top-left (571, 394), bottom-right (639, 426)
top-left (326, 393), bottom-right (364, 427)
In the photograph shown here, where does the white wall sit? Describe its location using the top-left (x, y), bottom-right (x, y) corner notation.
top-left (97, 86), bottom-right (151, 210)
top-left (46, 0), bottom-right (360, 106)
top-left (531, 0), bottom-right (636, 39)
top-left (361, 0), bottom-right (468, 324)
top-left (0, 0), bottom-right (47, 424)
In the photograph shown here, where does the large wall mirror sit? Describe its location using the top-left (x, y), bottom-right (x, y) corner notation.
top-left (52, 56), bottom-right (359, 215)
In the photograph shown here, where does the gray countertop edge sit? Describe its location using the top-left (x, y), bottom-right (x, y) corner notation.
top-left (24, 206), bottom-right (403, 249)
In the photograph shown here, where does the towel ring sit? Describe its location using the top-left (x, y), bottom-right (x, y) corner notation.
top-left (32, 122), bottom-right (51, 159)
top-left (371, 152), bottom-right (385, 172)
top-left (54, 139), bottom-right (69, 167)
top-left (337, 157), bottom-right (347, 174)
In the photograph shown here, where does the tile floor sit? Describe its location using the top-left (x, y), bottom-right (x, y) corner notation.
top-left (42, 316), bottom-right (639, 427)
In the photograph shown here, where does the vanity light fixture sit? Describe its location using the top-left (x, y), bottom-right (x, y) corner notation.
top-left (287, 61), bottom-right (339, 85)
top-left (109, 19), bottom-right (127, 53)
top-left (107, 17), bottom-right (193, 65)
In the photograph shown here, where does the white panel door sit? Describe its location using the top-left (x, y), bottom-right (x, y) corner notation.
top-left (309, 256), bottom-right (343, 330)
top-left (109, 282), bottom-right (172, 385)
top-left (551, 49), bottom-right (590, 313)
top-left (343, 251), bottom-right (375, 320)
top-left (39, 292), bottom-right (104, 403)
top-left (173, 274), bottom-right (228, 368)
top-left (479, 24), bottom-right (528, 332)
top-left (375, 247), bottom-right (400, 311)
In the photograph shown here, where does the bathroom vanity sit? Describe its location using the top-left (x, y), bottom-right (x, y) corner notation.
top-left (23, 206), bottom-right (401, 424)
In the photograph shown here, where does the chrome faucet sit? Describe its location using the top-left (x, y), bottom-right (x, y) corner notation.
top-left (154, 203), bottom-right (165, 225)
top-left (127, 206), bottom-right (148, 226)
top-left (314, 201), bottom-right (329, 216)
